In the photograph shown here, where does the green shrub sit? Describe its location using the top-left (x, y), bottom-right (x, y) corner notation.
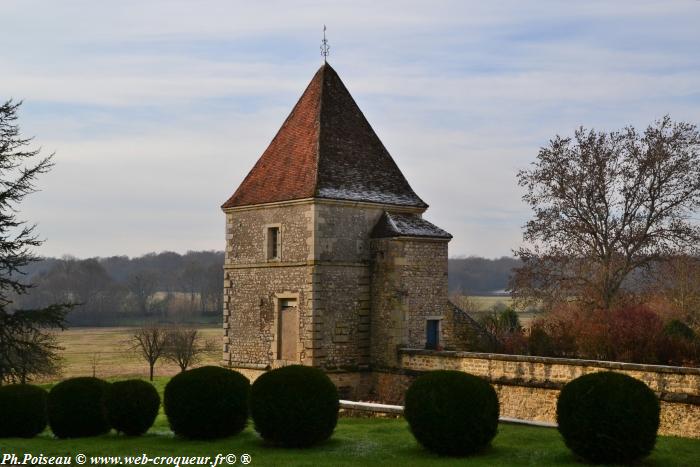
top-left (664, 319), bottom-right (696, 340)
top-left (659, 320), bottom-right (700, 365)
top-left (528, 325), bottom-right (555, 356)
top-left (47, 377), bottom-right (111, 438)
top-left (250, 365), bottom-right (338, 447)
top-left (0, 384), bottom-right (48, 438)
top-left (404, 370), bottom-right (499, 456)
top-left (557, 371), bottom-right (660, 464)
top-left (164, 366), bottom-right (249, 439)
top-left (105, 379), bottom-right (160, 436)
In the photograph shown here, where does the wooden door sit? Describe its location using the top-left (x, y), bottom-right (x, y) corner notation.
top-left (278, 300), bottom-right (298, 360)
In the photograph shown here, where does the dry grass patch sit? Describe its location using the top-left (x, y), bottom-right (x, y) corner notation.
top-left (43, 327), bottom-right (221, 381)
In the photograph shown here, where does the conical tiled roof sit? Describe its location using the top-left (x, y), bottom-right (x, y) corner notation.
top-left (222, 63), bottom-right (427, 209)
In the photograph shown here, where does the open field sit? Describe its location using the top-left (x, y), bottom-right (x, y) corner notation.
top-left (470, 295), bottom-right (514, 310)
top-left (49, 298), bottom-right (541, 385)
top-left (2, 376), bottom-right (699, 466)
top-left (459, 295), bottom-right (542, 328)
top-left (45, 326), bottom-right (221, 382)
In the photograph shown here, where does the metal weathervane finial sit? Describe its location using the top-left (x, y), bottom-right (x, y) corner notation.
top-left (320, 25), bottom-right (330, 63)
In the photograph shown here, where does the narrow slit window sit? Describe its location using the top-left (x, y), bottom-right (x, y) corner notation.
top-left (267, 227), bottom-right (280, 260)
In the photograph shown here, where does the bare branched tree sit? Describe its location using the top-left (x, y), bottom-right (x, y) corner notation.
top-left (164, 326), bottom-right (215, 372)
top-left (512, 117), bottom-right (700, 310)
top-left (130, 324), bottom-right (167, 381)
top-left (90, 352), bottom-right (101, 378)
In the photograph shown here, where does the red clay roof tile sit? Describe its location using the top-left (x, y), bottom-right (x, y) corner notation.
top-left (222, 63), bottom-right (426, 209)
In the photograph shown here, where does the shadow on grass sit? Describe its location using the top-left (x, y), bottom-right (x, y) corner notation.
top-left (6, 419), bottom-right (699, 467)
top-left (242, 434), bottom-right (346, 451)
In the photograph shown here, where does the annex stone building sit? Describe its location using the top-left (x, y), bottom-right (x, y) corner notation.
top-left (222, 63), bottom-right (478, 398)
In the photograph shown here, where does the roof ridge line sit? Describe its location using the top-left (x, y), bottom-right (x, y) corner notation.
top-left (312, 64), bottom-right (327, 196)
top-left (386, 211), bottom-right (399, 233)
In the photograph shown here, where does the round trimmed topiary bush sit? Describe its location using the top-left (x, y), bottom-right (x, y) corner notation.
top-left (164, 366), bottom-right (249, 439)
top-left (557, 371), bottom-right (660, 464)
top-left (0, 384), bottom-right (48, 438)
top-left (105, 379), bottom-right (160, 436)
top-left (404, 370), bottom-right (499, 456)
top-left (250, 365), bottom-right (339, 447)
top-left (47, 377), bottom-right (111, 438)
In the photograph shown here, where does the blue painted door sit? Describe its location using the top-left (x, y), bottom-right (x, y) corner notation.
top-left (426, 320), bottom-right (439, 349)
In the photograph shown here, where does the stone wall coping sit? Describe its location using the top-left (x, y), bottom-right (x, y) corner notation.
top-left (338, 399), bottom-right (558, 428)
top-left (339, 400), bottom-right (403, 414)
top-left (399, 348), bottom-right (700, 376)
top-left (230, 362), bottom-right (270, 370)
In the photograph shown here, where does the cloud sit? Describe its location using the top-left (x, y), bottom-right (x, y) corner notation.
top-left (2, 0), bottom-right (699, 258)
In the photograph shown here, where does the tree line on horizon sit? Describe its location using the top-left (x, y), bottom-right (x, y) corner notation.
top-left (13, 251), bottom-right (224, 326)
top-left (10, 252), bottom-right (519, 326)
top-left (18, 249), bottom-right (699, 328)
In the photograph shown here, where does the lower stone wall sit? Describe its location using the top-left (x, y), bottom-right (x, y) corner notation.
top-left (370, 370), bottom-right (413, 404)
top-left (224, 265), bottom-right (312, 367)
top-left (229, 365), bottom-right (373, 401)
top-left (230, 366), bottom-right (266, 383)
top-left (229, 350), bottom-right (700, 438)
top-left (395, 349), bottom-right (700, 439)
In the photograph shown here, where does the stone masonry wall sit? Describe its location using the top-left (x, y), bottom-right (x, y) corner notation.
top-left (369, 237), bottom-right (400, 368)
top-left (225, 266), bottom-right (312, 366)
top-left (223, 203), bottom-right (314, 367)
top-left (312, 265), bottom-right (371, 369)
top-left (232, 356), bottom-right (700, 438)
top-left (314, 202), bottom-right (385, 262)
top-left (391, 349), bottom-right (700, 438)
top-left (441, 303), bottom-right (495, 351)
top-left (370, 237), bottom-right (451, 368)
top-left (310, 202), bottom-right (421, 370)
top-left (229, 365), bottom-right (373, 401)
top-left (224, 202), bottom-right (314, 265)
top-left (224, 200), bottom-right (424, 370)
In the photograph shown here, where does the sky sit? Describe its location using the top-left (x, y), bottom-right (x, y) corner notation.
top-left (1, 1), bottom-right (699, 259)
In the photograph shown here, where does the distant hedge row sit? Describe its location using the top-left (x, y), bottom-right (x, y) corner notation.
top-left (0, 377), bottom-right (161, 439)
top-left (0, 366), bottom-right (661, 463)
top-left (0, 365), bottom-right (339, 448)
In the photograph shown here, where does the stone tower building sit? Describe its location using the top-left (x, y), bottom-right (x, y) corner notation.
top-left (222, 63), bottom-right (476, 397)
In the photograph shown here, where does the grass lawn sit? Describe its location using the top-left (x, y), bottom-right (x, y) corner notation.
top-left (2, 419), bottom-right (699, 466)
top-left (2, 378), bottom-right (699, 466)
